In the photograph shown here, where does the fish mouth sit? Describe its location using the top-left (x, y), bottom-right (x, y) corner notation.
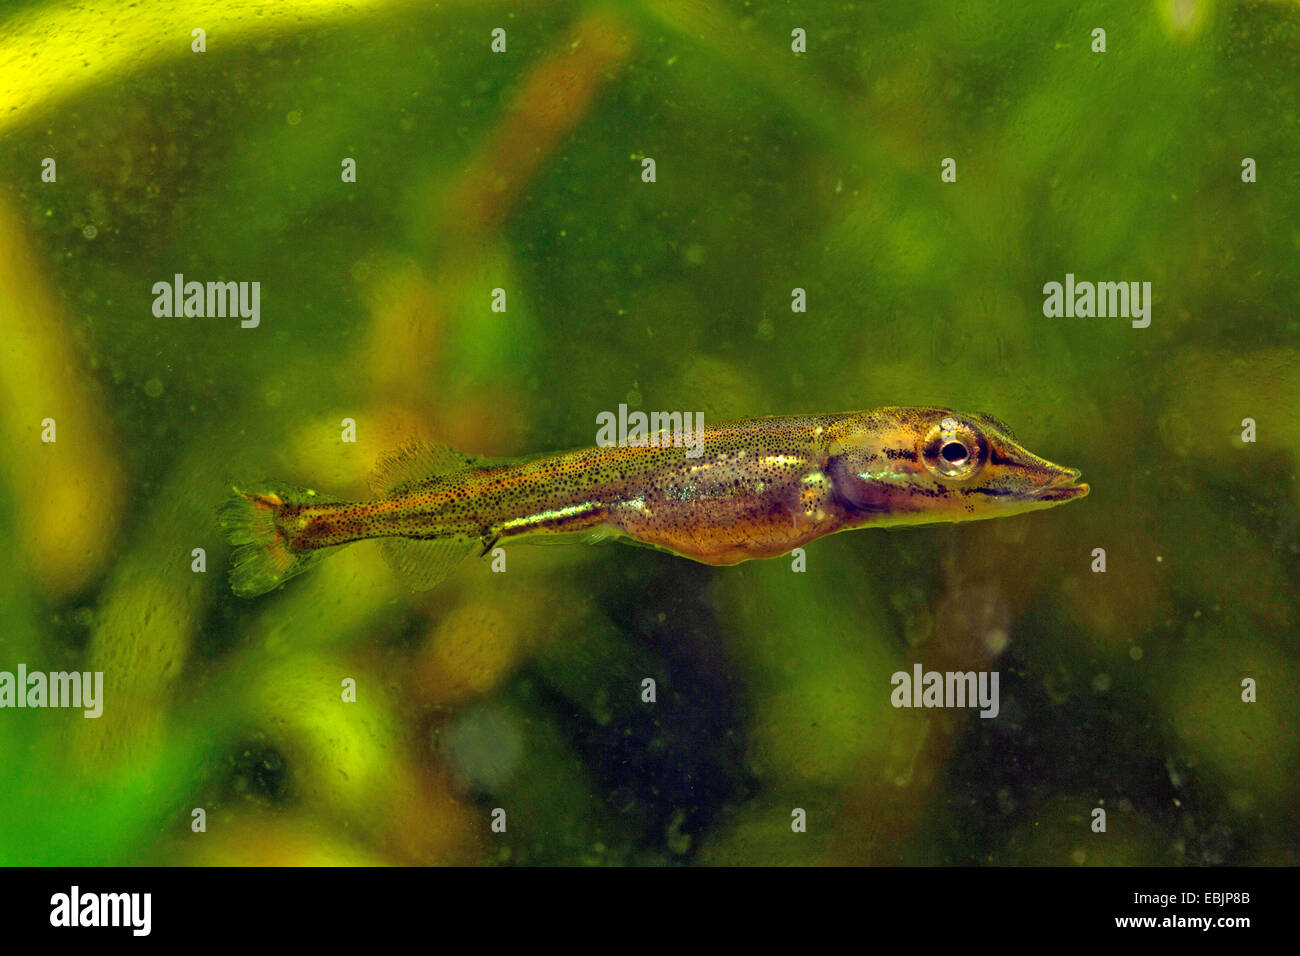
top-left (1032, 467), bottom-right (1089, 502)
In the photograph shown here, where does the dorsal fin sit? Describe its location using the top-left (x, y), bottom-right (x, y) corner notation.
top-left (369, 440), bottom-right (475, 496)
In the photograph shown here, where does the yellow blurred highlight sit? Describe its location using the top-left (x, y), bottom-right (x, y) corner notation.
top-left (415, 580), bottom-right (592, 706)
top-left (75, 437), bottom-right (245, 769)
top-left (361, 251), bottom-right (533, 453)
top-left (245, 652), bottom-right (399, 802)
top-left (284, 404), bottom-right (506, 498)
top-left (0, 0), bottom-right (439, 136)
top-left (0, 195), bottom-right (125, 598)
top-left (356, 266), bottom-right (529, 474)
top-left (415, 602), bottom-right (522, 705)
top-left (239, 539), bottom-right (405, 652)
top-left (287, 411), bottom-right (397, 492)
top-left (232, 649), bottom-right (474, 861)
top-left (178, 816), bottom-right (396, 866)
top-left (1156, 0), bottom-right (1214, 40)
top-left (79, 560), bottom-right (193, 767)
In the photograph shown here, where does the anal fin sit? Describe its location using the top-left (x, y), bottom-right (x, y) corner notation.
top-left (509, 526), bottom-right (618, 548)
top-left (379, 535), bottom-right (476, 590)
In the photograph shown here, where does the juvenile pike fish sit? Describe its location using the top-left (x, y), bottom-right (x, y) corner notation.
top-left (222, 406), bottom-right (1088, 597)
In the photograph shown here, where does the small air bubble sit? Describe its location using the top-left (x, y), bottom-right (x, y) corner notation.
top-left (82, 224), bottom-right (97, 239)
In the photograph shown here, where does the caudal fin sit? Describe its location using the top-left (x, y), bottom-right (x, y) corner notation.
top-left (220, 482), bottom-right (331, 598)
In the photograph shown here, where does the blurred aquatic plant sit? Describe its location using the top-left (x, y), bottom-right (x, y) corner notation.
top-left (0, 196), bottom-right (125, 598)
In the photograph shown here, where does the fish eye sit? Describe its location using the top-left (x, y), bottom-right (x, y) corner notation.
top-left (941, 441), bottom-right (969, 464)
top-left (922, 419), bottom-right (987, 480)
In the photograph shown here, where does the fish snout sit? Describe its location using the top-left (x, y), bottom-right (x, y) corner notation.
top-left (1035, 465), bottom-right (1088, 501)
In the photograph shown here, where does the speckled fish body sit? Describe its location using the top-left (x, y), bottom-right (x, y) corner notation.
top-left (223, 406), bottom-right (1088, 596)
